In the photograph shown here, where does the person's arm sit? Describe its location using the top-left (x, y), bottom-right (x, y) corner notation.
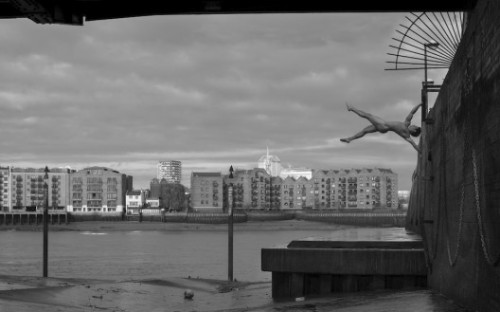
top-left (405, 137), bottom-right (421, 154)
top-left (404, 103), bottom-right (423, 126)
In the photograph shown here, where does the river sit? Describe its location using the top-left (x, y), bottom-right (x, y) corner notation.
top-left (0, 225), bottom-right (356, 281)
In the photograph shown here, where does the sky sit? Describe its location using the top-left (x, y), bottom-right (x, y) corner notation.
top-left (0, 13), bottom-right (448, 190)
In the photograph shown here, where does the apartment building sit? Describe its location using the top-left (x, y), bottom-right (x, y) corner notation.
top-left (0, 167), bottom-right (10, 212)
top-left (8, 167), bottom-right (73, 212)
top-left (223, 168), bottom-right (281, 210)
top-left (157, 160), bottom-right (182, 184)
top-left (190, 172), bottom-right (223, 212)
top-left (68, 166), bottom-right (131, 214)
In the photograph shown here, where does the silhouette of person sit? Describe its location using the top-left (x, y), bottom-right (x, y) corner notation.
top-left (340, 103), bottom-right (422, 153)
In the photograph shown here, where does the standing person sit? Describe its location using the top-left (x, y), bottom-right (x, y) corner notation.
top-left (340, 103), bottom-right (422, 153)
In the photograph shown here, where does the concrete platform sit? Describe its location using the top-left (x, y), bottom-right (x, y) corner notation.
top-left (261, 229), bottom-right (427, 298)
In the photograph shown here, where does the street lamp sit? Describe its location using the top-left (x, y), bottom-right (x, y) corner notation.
top-left (43, 166), bottom-right (49, 277)
top-left (422, 41), bottom-right (440, 123)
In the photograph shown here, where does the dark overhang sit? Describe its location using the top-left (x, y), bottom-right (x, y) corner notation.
top-left (0, 0), bottom-right (477, 25)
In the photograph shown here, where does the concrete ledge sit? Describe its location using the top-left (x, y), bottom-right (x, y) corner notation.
top-left (287, 240), bottom-right (423, 249)
top-left (261, 238), bottom-right (427, 298)
top-left (262, 248), bottom-right (426, 275)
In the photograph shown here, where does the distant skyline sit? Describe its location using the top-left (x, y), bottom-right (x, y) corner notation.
top-left (0, 13), bottom-right (447, 191)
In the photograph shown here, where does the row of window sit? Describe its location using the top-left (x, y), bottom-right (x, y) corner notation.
top-left (73, 207), bottom-right (117, 212)
top-left (72, 177), bottom-right (119, 184)
top-left (72, 200), bottom-right (117, 208)
top-left (199, 200), bottom-right (219, 206)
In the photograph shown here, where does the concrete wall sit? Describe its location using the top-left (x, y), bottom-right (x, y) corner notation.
top-left (406, 1), bottom-right (500, 311)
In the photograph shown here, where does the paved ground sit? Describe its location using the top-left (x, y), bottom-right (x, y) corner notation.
top-left (0, 275), bottom-right (471, 312)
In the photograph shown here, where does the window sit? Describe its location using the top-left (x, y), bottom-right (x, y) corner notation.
top-left (87, 177), bottom-right (103, 184)
top-left (87, 200), bottom-right (101, 207)
top-left (87, 184), bottom-right (102, 192)
top-left (87, 193), bottom-right (103, 199)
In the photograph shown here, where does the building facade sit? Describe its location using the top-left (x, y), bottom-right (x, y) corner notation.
top-left (68, 166), bottom-right (131, 214)
top-left (191, 167), bottom-right (398, 211)
top-left (190, 172), bottom-right (223, 212)
top-left (125, 189), bottom-right (146, 215)
top-left (157, 160), bottom-right (182, 184)
top-left (0, 167), bottom-right (10, 212)
top-left (7, 167), bottom-right (73, 212)
top-left (280, 176), bottom-right (315, 210)
top-left (309, 168), bottom-right (398, 209)
top-left (223, 168), bottom-right (281, 210)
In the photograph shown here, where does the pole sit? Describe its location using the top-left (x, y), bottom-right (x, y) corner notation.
top-left (228, 183), bottom-right (233, 282)
top-left (43, 167), bottom-right (49, 277)
top-left (422, 45), bottom-right (428, 123)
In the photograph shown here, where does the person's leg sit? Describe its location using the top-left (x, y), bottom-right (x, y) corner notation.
top-left (346, 103), bottom-right (387, 131)
top-left (340, 125), bottom-right (377, 143)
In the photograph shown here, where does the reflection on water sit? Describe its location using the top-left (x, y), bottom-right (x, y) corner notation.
top-left (81, 231), bottom-right (108, 235)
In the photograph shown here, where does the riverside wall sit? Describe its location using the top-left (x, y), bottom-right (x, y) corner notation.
top-left (65, 210), bottom-right (406, 226)
top-left (406, 1), bottom-right (500, 311)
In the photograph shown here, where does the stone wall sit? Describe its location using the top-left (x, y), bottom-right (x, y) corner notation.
top-left (406, 1), bottom-right (500, 311)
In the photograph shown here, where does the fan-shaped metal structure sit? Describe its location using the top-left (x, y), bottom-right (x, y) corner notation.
top-left (386, 12), bottom-right (467, 70)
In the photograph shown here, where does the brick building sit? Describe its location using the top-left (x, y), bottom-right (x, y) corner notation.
top-left (223, 168), bottom-right (282, 210)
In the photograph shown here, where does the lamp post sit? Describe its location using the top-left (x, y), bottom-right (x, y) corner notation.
top-left (228, 165), bottom-right (234, 282)
top-left (422, 41), bottom-right (440, 123)
top-left (43, 166), bottom-right (49, 277)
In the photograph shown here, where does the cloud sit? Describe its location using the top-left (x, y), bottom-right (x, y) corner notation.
top-left (0, 13), bottom-right (436, 191)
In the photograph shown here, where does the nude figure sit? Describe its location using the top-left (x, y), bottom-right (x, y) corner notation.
top-left (340, 103), bottom-right (422, 153)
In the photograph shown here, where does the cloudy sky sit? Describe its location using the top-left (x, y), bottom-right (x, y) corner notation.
top-left (0, 13), bottom-right (447, 190)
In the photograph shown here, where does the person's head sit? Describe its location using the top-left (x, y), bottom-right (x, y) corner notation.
top-left (409, 125), bottom-right (421, 137)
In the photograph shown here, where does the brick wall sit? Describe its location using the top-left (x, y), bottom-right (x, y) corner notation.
top-left (406, 1), bottom-right (500, 311)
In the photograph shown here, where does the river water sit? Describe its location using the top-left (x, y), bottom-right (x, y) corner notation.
top-left (0, 225), bottom-right (362, 281)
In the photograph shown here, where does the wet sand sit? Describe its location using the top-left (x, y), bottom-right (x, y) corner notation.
top-left (0, 219), bottom-right (355, 232)
top-left (0, 275), bottom-right (469, 312)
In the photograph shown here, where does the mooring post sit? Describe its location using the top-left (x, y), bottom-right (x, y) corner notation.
top-left (228, 165), bottom-right (234, 282)
top-left (43, 166), bottom-right (49, 278)
top-left (228, 184), bottom-right (234, 282)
